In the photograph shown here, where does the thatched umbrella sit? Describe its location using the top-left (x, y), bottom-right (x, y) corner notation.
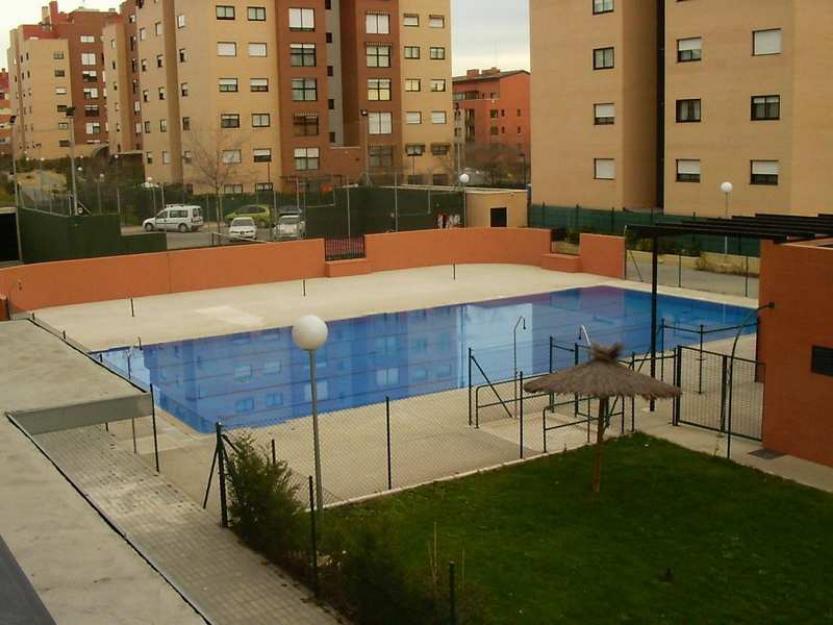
top-left (524, 343), bottom-right (681, 493)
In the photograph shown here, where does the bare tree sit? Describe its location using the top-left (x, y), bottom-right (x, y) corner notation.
top-left (184, 128), bottom-right (251, 229)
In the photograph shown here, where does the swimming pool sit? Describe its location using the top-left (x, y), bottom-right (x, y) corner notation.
top-left (98, 286), bottom-right (754, 433)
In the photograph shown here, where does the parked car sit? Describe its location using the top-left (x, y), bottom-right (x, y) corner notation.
top-left (225, 204), bottom-right (272, 228)
top-left (143, 205), bottom-right (203, 232)
top-left (229, 217), bottom-right (258, 240)
top-left (274, 214), bottom-right (306, 240)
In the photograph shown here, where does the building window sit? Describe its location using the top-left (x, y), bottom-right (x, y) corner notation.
top-left (53, 51), bottom-right (65, 60)
top-left (183, 150), bottom-right (192, 164)
top-left (429, 47), bottom-right (446, 60)
top-left (222, 150), bottom-right (242, 164)
top-left (405, 144), bottom-right (425, 156)
top-left (751, 160), bottom-right (779, 185)
top-left (181, 82), bottom-right (189, 96)
top-left (158, 87), bottom-right (166, 101)
top-left (594, 103), bottom-right (615, 125)
top-left (224, 184), bottom-right (244, 194)
top-left (221, 113), bottom-right (240, 128)
top-left (248, 6), bottom-right (266, 21)
top-left (289, 7), bottom-right (315, 31)
top-left (404, 46), bottom-right (420, 59)
top-left (160, 119), bottom-right (168, 133)
top-left (182, 117), bottom-right (191, 130)
top-left (252, 113), bottom-right (271, 128)
top-left (677, 37), bottom-right (702, 62)
top-left (594, 158), bottom-right (615, 180)
top-left (366, 12), bottom-right (390, 34)
top-left (294, 147), bottom-right (320, 171)
top-left (676, 159), bottom-right (701, 183)
top-left (81, 52), bottom-right (97, 66)
top-left (179, 48), bottom-right (188, 62)
top-left (216, 6), bottom-right (235, 20)
top-left (431, 111), bottom-right (447, 124)
top-left (80, 35), bottom-right (96, 43)
top-left (368, 78), bottom-right (392, 101)
top-left (751, 95), bottom-right (780, 121)
top-left (367, 45), bottom-right (391, 68)
top-left (405, 111), bottom-right (422, 125)
top-left (250, 78), bottom-right (269, 92)
top-left (253, 148), bottom-right (272, 162)
top-left (292, 78), bottom-right (318, 101)
top-left (430, 79), bottom-right (447, 92)
top-left (405, 79), bottom-right (421, 92)
top-left (219, 78), bottom-right (239, 92)
top-left (403, 14), bottom-right (419, 27)
top-left (753, 29), bottom-right (782, 56)
top-left (177, 14), bottom-right (186, 28)
top-left (146, 152), bottom-right (153, 164)
top-left (429, 15), bottom-right (445, 28)
top-left (290, 43), bottom-right (316, 67)
top-left (162, 151), bottom-right (171, 164)
top-left (676, 98), bottom-right (701, 123)
top-left (593, 47), bottom-right (614, 70)
top-left (431, 143), bottom-right (450, 156)
top-left (217, 42), bottom-right (237, 57)
top-left (368, 111), bottom-right (393, 135)
top-left (293, 113), bottom-right (319, 136)
top-left (248, 42), bottom-right (267, 57)
top-left (593, 0), bottom-right (613, 14)
top-left (368, 146), bottom-right (393, 169)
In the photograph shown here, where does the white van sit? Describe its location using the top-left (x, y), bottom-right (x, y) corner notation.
top-left (143, 205), bottom-right (204, 232)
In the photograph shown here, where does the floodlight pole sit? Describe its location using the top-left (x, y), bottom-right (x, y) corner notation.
top-left (649, 235), bottom-right (659, 411)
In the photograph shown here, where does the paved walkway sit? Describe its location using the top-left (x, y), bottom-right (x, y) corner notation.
top-left (35, 424), bottom-right (342, 625)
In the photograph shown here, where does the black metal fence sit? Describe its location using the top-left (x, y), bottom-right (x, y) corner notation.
top-left (324, 236), bottom-right (365, 261)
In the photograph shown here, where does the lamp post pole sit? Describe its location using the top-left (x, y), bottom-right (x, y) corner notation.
top-left (720, 181), bottom-right (733, 261)
top-left (67, 108), bottom-right (79, 216)
top-left (293, 315), bottom-right (329, 512)
top-left (9, 116), bottom-right (20, 208)
top-left (96, 173), bottom-right (104, 213)
top-left (459, 173), bottom-right (470, 227)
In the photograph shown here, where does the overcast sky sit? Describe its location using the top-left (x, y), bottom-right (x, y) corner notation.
top-left (1, 0), bottom-right (530, 76)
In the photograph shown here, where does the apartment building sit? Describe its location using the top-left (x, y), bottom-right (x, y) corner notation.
top-left (531, 0), bottom-right (833, 217)
top-left (101, 0), bottom-right (453, 193)
top-left (7, 1), bottom-right (113, 160)
top-left (0, 71), bottom-right (11, 156)
top-left (453, 68), bottom-right (531, 158)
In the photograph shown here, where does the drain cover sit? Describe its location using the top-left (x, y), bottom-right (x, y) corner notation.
top-left (749, 448), bottom-right (785, 460)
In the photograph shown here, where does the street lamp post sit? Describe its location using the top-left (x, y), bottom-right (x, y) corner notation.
top-left (292, 315), bottom-right (329, 512)
top-left (66, 107), bottom-right (79, 215)
top-left (147, 177), bottom-right (157, 214)
top-left (720, 181), bottom-right (733, 261)
top-left (9, 115), bottom-right (20, 208)
top-left (459, 172), bottom-right (470, 227)
top-left (96, 173), bottom-right (104, 213)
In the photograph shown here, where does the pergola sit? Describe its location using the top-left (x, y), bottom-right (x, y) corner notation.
top-left (627, 213), bottom-right (833, 394)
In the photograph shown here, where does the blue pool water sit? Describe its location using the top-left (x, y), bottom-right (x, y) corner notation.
top-left (98, 286), bottom-right (754, 433)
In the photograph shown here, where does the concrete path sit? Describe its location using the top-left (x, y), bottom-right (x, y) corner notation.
top-left (0, 321), bottom-right (206, 625)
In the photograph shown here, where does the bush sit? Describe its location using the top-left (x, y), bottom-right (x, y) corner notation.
top-left (225, 435), bottom-right (307, 571)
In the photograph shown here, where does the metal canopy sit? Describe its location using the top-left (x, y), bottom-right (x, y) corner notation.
top-left (627, 213), bottom-right (833, 411)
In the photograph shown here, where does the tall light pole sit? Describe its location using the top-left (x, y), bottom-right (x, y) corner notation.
top-left (459, 172), bottom-right (470, 227)
top-left (96, 173), bottom-right (104, 213)
top-left (9, 115), bottom-right (20, 208)
top-left (720, 181), bottom-right (733, 260)
top-left (66, 107), bottom-right (79, 215)
top-left (147, 177), bottom-right (157, 214)
top-left (292, 315), bottom-right (329, 512)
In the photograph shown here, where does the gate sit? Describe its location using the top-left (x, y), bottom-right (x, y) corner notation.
top-left (673, 346), bottom-right (764, 441)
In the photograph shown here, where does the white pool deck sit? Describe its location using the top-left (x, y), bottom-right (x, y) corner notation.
top-left (4, 264), bottom-right (833, 625)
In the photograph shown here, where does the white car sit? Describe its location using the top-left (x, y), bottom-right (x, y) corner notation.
top-left (274, 214), bottom-right (306, 240)
top-left (143, 205), bottom-right (204, 232)
top-left (228, 217), bottom-right (258, 240)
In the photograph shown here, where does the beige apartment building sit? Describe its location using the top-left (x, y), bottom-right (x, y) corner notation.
top-left (7, 2), bottom-right (113, 161)
top-left (101, 0), bottom-right (454, 193)
top-left (531, 0), bottom-right (833, 217)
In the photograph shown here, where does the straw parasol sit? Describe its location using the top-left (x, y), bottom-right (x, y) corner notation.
top-left (524, 343), bottom-right (681, 493)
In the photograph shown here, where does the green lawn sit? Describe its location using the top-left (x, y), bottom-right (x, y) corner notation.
top-left (326, 434), bottom-right (833, 624)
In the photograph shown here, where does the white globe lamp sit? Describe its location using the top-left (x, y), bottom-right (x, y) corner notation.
top-left (720, 181), bottom-right (733, 195)
top-left (459, 172), bottom-right (470, 186)
top-left (292, 315), bottom-right (329, 351)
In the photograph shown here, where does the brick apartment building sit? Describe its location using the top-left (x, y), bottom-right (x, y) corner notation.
top-left (0, 70), bottom-right (11, 157)
top-left (7, 1), bottom-right (113, 161)
top-left (101, 0), bottom-right (455, 193)
top-left (531, 0), bottom-right (833, 217)
top-left (453, 68), bottom-right (530, 160)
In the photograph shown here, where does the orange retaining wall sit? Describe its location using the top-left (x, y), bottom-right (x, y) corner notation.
top-left (759, 241), bottom-right (833, 467)
top-left (364, 228), bottom-right (551, 272)
top-left (0, 229), bottom-right (628, 313)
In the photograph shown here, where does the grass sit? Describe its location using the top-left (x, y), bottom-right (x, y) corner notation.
top-left (325, 434), bottom-right (833, 624)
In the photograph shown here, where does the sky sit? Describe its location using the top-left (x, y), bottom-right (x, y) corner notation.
top-left (1, 0), bottom-right (530, 76)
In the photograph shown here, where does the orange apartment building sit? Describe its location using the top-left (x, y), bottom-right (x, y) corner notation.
top-left (0, 71), bottom-right (11, 157)
top-left (7, 1), bottom-right (114, 160)
top-left (531, 0), bottom-right (833, 217)
top-left (453, 68), bottom-right (531, 161)
top-left (100, 0), bottom-right (454, 192)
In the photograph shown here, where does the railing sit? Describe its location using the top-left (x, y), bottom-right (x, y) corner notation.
top-left (325, 236), bottom-right (365, 261)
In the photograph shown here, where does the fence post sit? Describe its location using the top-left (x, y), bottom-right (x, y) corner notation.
top-left (542, 407), bottom-right (548, 454)
top-left (548, 336), bottom-right (555, 410)
top-left (719, 355), bottom-right (729, 434)
top-left (698, 324), bottom-right (705, 394)
top-left (150, 385), bottom-right (160, 471)
top-left (448, 561), bottom-right (457, 625)
top-left (385, 396), bottom-right (393, 490)
top-left (216, 422), bottom-right (229, 528)
top-left (130, 297), bottom-right (135, 318)
top-left (673, 346), bottom-right (683, 426)
top-left (467, 347), bottom-right (473, 426)
top-left (271, 439), bottom-right (277, 467)
top-left (573, 343), bottom-right (580, 417)
top-left (308, 476), bottom-right (320, 598)
top-left (519, 371), bottom-right (525, 459)
top-left (678, 253), bottom-right (682, 288)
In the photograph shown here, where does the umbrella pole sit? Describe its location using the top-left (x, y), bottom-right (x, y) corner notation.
top-left (592, 397), bottom-right (608, 494)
